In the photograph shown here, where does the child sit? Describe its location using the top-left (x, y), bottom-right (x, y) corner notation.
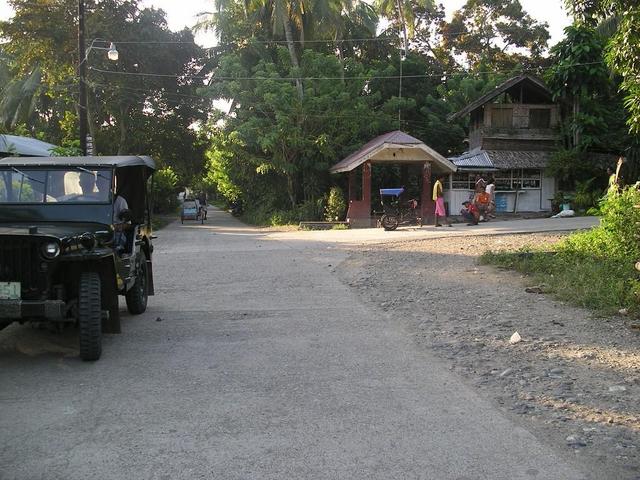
top-left (461, 201), bottom-right (480, 225)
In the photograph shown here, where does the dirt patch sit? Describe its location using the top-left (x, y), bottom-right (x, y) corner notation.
top-left (336, 233), bottom-right (640, 480)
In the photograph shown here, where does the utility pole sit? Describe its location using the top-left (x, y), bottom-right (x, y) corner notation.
top-left (78, 0), bottom-right (87, 155)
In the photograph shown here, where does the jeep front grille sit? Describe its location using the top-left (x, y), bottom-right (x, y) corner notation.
top-left (0, 240), bottom-right (43, 300)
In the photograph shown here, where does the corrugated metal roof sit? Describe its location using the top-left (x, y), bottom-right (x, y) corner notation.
top-left (487, 150), bottom-right (551, 169)
top-left (449, 149), bottom-right (552, 170)
top-left (450, 150), bottom-right (495, 169)
top-left (0, 134), bottom-right (58, 157)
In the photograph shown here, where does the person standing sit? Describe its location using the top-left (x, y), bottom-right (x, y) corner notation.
top-left (485, 176), bottom-right (496, 218)
top-left (433, 175), bottom-right (451, 227)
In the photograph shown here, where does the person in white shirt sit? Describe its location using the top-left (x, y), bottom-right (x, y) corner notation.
top-left (96, 174), bottom-right (130, 252)
top-left (485, 177), bottom-right (496, 218)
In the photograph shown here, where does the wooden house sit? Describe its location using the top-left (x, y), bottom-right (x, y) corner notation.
top-left (446, 75), bottom-right (558, 213)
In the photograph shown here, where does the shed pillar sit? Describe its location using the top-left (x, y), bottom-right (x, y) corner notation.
top-left (346, 162), bottom-right (373, 227)
top-left (348, 170), bottom-right (356, 201)
top-left (421, 162), bottom-right (434, 225)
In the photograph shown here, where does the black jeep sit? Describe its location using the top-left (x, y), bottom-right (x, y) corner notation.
top-left (0, 155), bottom-right (156, 361)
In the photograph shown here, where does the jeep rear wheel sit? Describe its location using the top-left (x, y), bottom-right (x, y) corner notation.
top-left (126, 251), bottom-right (148, 314)
top-left (78, 272), bottom-right (102, 361)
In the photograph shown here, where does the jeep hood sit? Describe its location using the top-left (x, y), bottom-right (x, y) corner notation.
top-left (0, 222), bottom-right (111, 239)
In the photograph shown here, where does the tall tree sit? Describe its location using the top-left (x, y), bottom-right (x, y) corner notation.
top-left (1, 0), bottom-right (210, 184)
top-left (440, 0), bottom-right (550, 72)
top-left (564, 0), bottom-right (640, 134)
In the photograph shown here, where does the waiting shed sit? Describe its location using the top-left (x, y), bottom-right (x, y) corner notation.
top-left (330, 131), bottom-right (457, 227)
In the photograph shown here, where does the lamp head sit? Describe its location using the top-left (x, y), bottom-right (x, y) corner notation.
top-left (107, 42), bottom-right (119, 61)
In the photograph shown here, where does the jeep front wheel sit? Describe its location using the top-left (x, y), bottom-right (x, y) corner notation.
top-left (78, 272), bottom-right (102, 361)
top-left (126, 251), bottom-right (148, 314)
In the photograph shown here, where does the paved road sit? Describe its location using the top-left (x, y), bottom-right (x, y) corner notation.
top-left (0, 209), bottom-right (590, 479)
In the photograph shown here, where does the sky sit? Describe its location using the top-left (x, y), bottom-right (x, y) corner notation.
top-left (0, 0), bottom-right (572, 48)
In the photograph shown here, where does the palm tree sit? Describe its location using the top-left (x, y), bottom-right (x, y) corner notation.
top-left (0, 53), bottom-right (42, 131)
top-left (374, 0), bottom-right (436, 38)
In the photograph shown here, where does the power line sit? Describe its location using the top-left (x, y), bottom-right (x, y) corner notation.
top-left (88, 62), bottom-right (602, 82)
top-left (88, 24), bottom-right (555, 47)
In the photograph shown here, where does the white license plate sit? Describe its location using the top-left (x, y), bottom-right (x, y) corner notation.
top-left (0, 282), bottom-right (20, 300)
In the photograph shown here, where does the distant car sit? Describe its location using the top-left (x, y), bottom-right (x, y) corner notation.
top-left (0, 155), bottom-right (156, 361)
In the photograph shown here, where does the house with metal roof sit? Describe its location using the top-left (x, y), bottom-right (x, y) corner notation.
top-left (445, 74), bottom-right (558, 213)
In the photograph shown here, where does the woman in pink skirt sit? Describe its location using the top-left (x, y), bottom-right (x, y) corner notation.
top-left (433, 174), bottom-right (452, 227)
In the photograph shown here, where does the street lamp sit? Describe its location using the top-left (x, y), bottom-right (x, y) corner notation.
top-left (77, 1), bottom-right (119, 155)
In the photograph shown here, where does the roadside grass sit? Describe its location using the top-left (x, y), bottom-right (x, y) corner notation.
top-left (481, 187), bottom-right (640, 316)
top-left (480, 248), bottom-right (639, 315)
top-left (152, 216), bottom-right (173, 231)
top-left (152, 207), bottom-right (180, 230)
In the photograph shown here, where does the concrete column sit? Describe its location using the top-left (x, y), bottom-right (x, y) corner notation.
top-left (362, 161), bottom-right (372, 208)
top-left (421, 162), bottom-right (433, 225)
top-left (348, 170), bottom-right (356, 201)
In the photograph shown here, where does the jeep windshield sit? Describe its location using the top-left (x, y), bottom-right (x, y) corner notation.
top-left (0, 168), bottom-right (113, 204)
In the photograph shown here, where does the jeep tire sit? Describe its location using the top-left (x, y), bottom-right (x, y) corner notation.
top-left (78, 271), bottom-right (102, 361)
top-left (126, 251), bottom-right (148, 314)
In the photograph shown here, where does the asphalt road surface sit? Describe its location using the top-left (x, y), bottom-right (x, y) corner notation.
top-left (0, 209), bottom-right (591, 479)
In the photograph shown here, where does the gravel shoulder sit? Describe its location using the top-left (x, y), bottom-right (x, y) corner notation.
top-left (336, 233), bottom-right (640, 480)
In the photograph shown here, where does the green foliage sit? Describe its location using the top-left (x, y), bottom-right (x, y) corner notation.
top-left (324, 186), bottom-right (346, 221)
top-left (152, 167), bottom-right (179, 214)
top-left (50, 140), bottom-right (81, 157)
top-left (572, 178), bottom-right (600, 211)
top-left (331, 223), bottom-right (349, 230)
top-left (606, 5), bottom-right (640, 134)
top-left (482, 187), bottom-right (640, 314)
top-left (564, 1), bottom-right (640, 134)
top-left (440, 0), bottom-right (550, 71)
top-left (546, 25), bottom-right (608, 101)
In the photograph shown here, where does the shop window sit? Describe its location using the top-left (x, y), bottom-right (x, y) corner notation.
top-left (496, 169), bottom-right (541, 190)
top-left (451, 172), bottom-right (473, 189)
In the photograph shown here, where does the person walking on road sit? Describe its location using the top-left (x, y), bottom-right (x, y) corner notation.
top-left (433, 175), bottom-right (452, 227)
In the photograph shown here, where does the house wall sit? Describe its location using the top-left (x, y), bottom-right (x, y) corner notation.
top-left (444, 170), bottom-right (555, 214)
top-left (468, 103), bottom-right (559, 151)
top-left (540, 173), bottom-right (555, 211)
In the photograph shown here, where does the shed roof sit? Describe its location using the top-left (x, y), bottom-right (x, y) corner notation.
top-left (0, 134), bottom-right (58, 157)
top-left (450, 149), bottom-right (551, 170)
top-left (329, 130), bottom-right (456, 174)
top-left (448, 75), bottom-right (553, 121)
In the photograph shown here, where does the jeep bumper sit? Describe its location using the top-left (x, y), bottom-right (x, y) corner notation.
top-left (0, 300), bottom-right (65, 321)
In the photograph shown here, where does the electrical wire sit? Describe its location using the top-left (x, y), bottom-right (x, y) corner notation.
top-left (87, 61), bottom-right (602, 82)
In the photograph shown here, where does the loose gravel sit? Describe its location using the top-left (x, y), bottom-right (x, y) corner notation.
top-left (337, 233), bottom-right (640, 480)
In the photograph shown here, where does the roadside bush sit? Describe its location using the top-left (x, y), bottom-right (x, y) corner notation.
top-left (561, 187), bottom-right (640, 260)
top-left (481, 186), bottom-right (640, 315)
top-left (324, 187), bottom-right (346, 221)
top-left (152, 167), bottom-right (179, 214)
top-left (245, 198), bottom-right (324, 226)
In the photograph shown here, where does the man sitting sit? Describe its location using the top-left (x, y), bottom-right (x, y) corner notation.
top-left (95, 175), bottom-right (131, 252)
top-left (473, 191), bottom-right (491, 222)
top-left (461, 201), bottom-right (480, 225)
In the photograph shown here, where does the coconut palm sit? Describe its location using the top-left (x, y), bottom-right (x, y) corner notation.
top-left (0, 52), bottom-right (42, 130)
top-left (374, 0), bottom-right (436, 38)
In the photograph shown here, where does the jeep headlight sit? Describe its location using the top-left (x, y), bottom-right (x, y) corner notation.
top-left (42, 242), bottom-right (60, 259)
